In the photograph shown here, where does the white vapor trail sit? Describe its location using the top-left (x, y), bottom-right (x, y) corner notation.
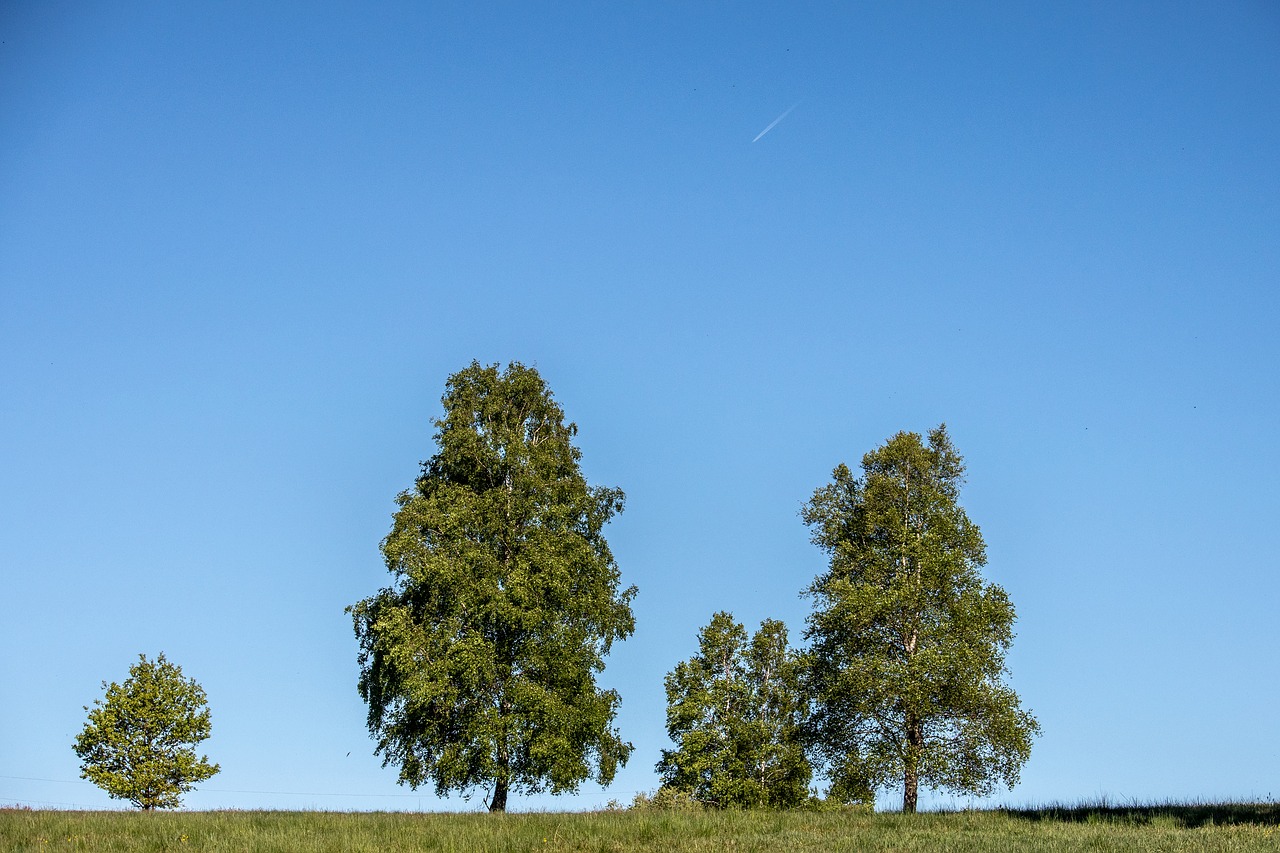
top-left (752, 102), bottom-right (800, 143)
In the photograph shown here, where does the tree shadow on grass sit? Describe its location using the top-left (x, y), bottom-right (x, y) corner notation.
top-left (1003, 802), bottom-right (1280, 829)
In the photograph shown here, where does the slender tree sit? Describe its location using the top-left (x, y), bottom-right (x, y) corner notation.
top-left (348, 361), bottom-right (635, 812)
top-left (73, 653), bottom-right (220, 810)
top-left (658, 612), bottom-right (810, 808)
top-left (802, 425), bottom-right (1039, 812)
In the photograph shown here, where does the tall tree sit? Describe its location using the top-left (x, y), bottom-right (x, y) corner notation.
top-left (658, 612), bottom-right (811, 808)
top-left (802, 425), bottom-right (1039, 813)
top-left (348, 361), bottom-right (635, 812)
top-left (73, 653), bottom-right (220, 810)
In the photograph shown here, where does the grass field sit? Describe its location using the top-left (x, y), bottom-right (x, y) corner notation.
top-left (2, 802), bottom-right (1278, 852)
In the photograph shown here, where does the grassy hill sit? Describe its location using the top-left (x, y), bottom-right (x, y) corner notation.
top-left (3, 802), bottom-right (1278, 852)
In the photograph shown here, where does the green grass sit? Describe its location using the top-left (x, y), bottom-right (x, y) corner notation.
top-left (2, 802), bottom-right (1278, 852)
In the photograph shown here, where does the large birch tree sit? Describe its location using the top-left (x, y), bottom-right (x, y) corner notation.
top-left (801, 425), bottom-right (1038, 812)
top-left (348, 362), bottom-right (635, 812)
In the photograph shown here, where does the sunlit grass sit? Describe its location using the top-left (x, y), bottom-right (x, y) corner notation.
top-left (2, 801), bottom-right (1277, 852)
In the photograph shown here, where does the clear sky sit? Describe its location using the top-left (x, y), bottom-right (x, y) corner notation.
top-left (2, 1), bottom-right (1277, 812)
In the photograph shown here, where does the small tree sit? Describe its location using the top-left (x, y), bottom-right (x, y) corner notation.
top-left (348, 361), bottom-right (636, 812)
top-left (802, 425), bottom-right (1039, 812)
top-left (73, 653), bottom-right (220, 810)
top-left (658, 612), bottom-right (810, 808)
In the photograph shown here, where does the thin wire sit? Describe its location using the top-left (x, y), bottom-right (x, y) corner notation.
top-left (0, 777), bottom-right (420, 798)
top-left (205, 788), bottom-right (424, 798)
top-left (0, 775), bottom-right (646, 801)
top-left (1, 796), bottom-right (108, 809)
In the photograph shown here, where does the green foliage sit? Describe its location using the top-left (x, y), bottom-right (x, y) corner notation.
top-left (628, 787), bottom-right (707, 812)
top-left (658, 612), bottom-right (811, 809)
top-left (347, 361), bottom-right (636, 811)
top-left (71, 653), bottom-right (219, 810)
top-left (802, 425), bottom-right (1040, 812)
top-left (798, 794), bottom-right (875, 814)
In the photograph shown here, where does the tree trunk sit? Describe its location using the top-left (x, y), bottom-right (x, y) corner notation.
top-left (902, 714), bottom-right (923, 814)
top-left (490, 777), bottom-right (508, 813)
top-left (902, 766), bottom-right (918, 814)
top-left (491, 725), bottom-right (510, 813)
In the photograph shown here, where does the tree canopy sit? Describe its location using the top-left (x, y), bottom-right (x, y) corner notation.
top-left (72, 653), bottom-right (220, 810)
top-left (802, 425), bottom-right (1039, 812)
top-left (348, 361), bottom-right (635, 811)
top-left (658, 612), bottom-right (811, 808)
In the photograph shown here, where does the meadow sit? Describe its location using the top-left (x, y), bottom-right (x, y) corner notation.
top-left (2, 802), bottom-right (1278, 853)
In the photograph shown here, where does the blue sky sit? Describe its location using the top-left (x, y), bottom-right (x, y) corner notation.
top-left (2, 1), bottom-right (1277, 811)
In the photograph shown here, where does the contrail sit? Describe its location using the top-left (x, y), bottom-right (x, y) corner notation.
top-left (752, 102), bottom-right (799, 142)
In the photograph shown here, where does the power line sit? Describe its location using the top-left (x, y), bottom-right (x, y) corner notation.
top-left (0, 796), bottom-right (107, 810)
top-left (207, 788), bottom-right (423, 798)
top-left (0, 776), bottom-right (419, 798)
top-left (0, 774), bottom-right (644, 803)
